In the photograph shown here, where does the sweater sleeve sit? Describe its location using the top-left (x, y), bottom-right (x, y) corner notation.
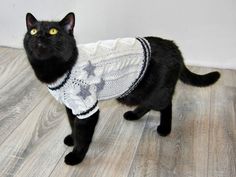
top-left (64, 84), bottom-right (99, 119)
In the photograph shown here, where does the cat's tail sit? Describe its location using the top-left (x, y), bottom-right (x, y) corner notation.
top-left (179, 65), bottom-right (220, 87)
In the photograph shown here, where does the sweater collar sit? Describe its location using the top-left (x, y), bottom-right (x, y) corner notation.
top-left (47, 70), bottom-right (71, 91)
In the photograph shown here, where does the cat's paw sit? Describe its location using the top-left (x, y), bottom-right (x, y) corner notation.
top-left (157, 126), bottom-right (171, 137)
top-left (64, 135), bottom-right (74, 146)
top-left (64, 151), bottom-right (85, 165)
top-left (123, 111), bottom-right (140, 121)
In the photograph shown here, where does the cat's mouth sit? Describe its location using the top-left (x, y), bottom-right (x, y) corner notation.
top-left (32, 44), bottom-right (51, 59)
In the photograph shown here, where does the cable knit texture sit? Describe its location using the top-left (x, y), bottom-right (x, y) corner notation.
top-left (48, 37), bottom-right (151, 119)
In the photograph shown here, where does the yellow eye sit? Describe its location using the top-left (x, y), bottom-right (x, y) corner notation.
top-left (49, 28), bottom-right (58, 35)
top-left (30, 28), bottom-right (37, 35)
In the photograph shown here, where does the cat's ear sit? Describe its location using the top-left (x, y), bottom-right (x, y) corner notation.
top-left (59, 12), bottom-right (75, 35)
top-left (26, 13), bottom-right (38, 30)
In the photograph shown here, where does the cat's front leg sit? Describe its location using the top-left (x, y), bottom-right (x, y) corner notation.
top-left (64, 107), bottom-right (75, 146)
top-left (64, 110), bottom-right (99, 165)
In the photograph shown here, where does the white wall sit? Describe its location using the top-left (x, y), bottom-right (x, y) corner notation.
top-left (0, 0), bottom-right (235, 69)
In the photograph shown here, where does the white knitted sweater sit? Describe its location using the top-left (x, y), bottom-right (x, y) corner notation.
top-left (48, 37), bottom-right (151, 119)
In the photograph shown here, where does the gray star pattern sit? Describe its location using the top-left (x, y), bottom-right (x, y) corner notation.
top-left (83, 61), bottom-right (96, 78)
top-left (77, 85), bottom-right (91, 100)
top-left (95, 78), bottom-right (105, 92)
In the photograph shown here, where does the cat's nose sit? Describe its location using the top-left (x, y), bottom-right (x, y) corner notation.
top-left (37, 42), bottom-right (42, 47)
top-left (37, 42), bottom-right (46, 49)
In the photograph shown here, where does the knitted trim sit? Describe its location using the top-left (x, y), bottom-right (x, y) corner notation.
top-left (136, 37), bottom-right (151, 82)
top-left (138, 37), bottom-right (151, 60)
top-left (119, 37), bottom-right (151, 98)
top-left (76, 101), bottom-right (98, 117)
top-left (48, 70), bottom-right (71, 90)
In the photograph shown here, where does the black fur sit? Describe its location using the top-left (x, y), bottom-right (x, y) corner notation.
top-left (23, 13), bottom-right (220, 165)
top-left (180, 65), bottom-right (220, 86)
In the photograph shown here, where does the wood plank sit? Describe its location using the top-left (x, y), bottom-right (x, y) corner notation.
top-left (126, 110), bottom-right (161, 177)
top-left (50, 102), bottom-right (148, 177)
top-left (207, 86), bottom-right (236, 177)
top-left (0, 47), bottom-right (8, 54)
top-left (218, 68), bottom-right (236, 87)
top-left (0, 67), bottom-right (48, 145)
top-left (0, 48), bottom-right (29, 89)
top-left (0, 96), bottom-right (69, 177)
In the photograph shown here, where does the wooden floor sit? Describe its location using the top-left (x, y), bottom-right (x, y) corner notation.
top-left (0, 47), bottom-right (235, 177)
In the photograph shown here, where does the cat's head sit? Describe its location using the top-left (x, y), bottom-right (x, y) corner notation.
top-left (23, 13), bottom-right (77, 62)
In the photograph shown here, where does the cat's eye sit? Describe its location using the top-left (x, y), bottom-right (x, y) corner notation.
top-left (49, 28), bottom-right (58, 35)
top-left (30, 28), bottom-right (38, 35)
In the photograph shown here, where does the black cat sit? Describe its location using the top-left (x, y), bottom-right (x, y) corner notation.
top-left (23, 12), bottom-right (220, 165)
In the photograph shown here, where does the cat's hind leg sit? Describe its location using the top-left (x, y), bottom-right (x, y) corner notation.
top-left (123, 106), bottom-right (150, 120)
top-left (142, 88), bottom-right (173, 136)
top-left (157, 103), bottom-right (172, 136)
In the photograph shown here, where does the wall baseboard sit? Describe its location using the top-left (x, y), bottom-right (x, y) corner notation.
top-left (185, 60), bottom-right (236, 70)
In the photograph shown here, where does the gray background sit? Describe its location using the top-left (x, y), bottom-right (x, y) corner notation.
top-left (0, 0), bottom-right (235, 69)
